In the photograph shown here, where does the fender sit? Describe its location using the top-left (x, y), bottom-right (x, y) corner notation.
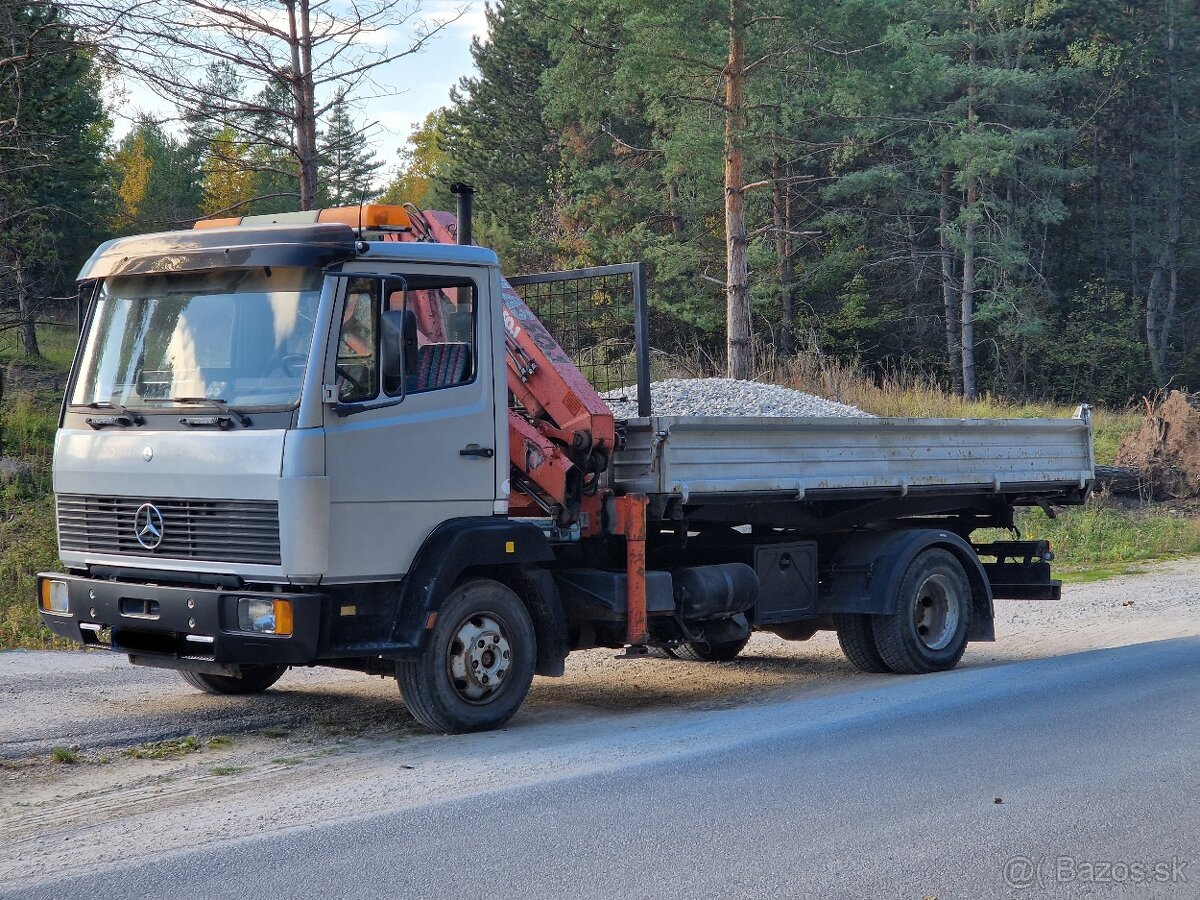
top-left (821, 528), bottom-right (994, 641)
top-left (391, 517), bottom-right (558, 655)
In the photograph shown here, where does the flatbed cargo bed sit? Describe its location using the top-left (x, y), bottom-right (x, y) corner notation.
top-left (613, 413), bottom-right (1094, 506)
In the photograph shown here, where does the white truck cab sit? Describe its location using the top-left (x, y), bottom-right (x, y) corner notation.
top-left (55, 227), bottom-right (510, 585)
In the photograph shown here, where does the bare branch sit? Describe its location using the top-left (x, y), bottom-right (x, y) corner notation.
top-left (74, 0), bottom-right (466, 209)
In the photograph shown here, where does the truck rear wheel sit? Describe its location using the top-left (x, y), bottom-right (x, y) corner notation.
top-left (834, 614), bottom-right (891, 673)
top-left (871, 548), bottom-right (972, 674)
top-left (179, 665), bottom-right (287, 695)
top-left (671, 637), bottom-right (749, 662)
top-left (396, 579), bottom-right (536, 733)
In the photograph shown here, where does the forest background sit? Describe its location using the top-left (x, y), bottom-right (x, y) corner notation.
top-left (1, 0), bottom-right (1197, 404)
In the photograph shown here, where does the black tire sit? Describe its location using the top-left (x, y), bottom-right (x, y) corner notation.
top-left (834, 614), bottom-right (891, 673)
top-left (396, 579), bottom-right (536, 733)
top-left (179, 665), bottom-right (287, 695)
top-left (871, 548), bottom-right (973, 674)
top-left (671, 636), bottom-right (750, 662)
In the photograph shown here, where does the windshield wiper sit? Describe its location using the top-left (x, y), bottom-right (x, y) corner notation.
top-left (172, 397), bottom-right (252, 427)
top-left (82, 401), bottom-right (144, 428)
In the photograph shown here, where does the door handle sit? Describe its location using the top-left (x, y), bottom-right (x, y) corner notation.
top-left (460, 446), bottom-right (494, 459)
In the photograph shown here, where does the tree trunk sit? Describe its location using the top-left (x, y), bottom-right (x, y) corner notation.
top-left (286, 0), bottom-right (319, 210)
top-left (1092, 127), bottom-right (1107, 277)
top-left (1145, 1), bottom-right (1182, 386)
top-left (667, 179), bottom-right (685, 237)
top-left (1162, 0), bottom-right (1182, 380)
top-left (15, 256), bottom-right (40, 358)
top-left (724, 0), bottom-right (751, 380)
top-left (960, 0), bottom-right (978, 400)
top-left (939, 170), bottom-right (960, 393)
top-left (1129, 86), bottom-right (1140, 299)
top-left (961, 180), bottom-right (977, 400)
top-left (772, 159), bottom-right (795, 355)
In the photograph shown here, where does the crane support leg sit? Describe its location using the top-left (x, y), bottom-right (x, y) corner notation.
top-left (614, 494), bottom-right (650, 646)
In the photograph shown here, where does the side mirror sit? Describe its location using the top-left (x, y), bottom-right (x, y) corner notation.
top-left (381, 307), bottom-right (418, 396)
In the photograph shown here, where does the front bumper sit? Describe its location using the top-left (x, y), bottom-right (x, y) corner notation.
top-left (37, 572), bottom-right (323, 668)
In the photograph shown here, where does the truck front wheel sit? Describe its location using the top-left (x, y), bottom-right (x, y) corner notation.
top-left (179, 665), bottom-right (287, 695)
top-left (871, 548), bottom-right (972, 674)
top-left (397, 579), bottom-right (536, 733)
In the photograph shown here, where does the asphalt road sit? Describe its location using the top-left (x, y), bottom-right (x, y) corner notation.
top-left (7, 636), bottom-right (1197, 900)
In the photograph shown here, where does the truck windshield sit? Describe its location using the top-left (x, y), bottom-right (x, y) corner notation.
top-left (70, 267), bottom-right (323, 412)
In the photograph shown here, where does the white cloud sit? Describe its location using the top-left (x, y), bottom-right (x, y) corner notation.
top-left (352, 25), bottom-right (402, 48)
top-left (424, 0), bottom-right (487, 40)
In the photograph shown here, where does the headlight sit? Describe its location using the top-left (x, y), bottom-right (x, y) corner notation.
top-left (40, 579), bottom-right (69, 614)
top-left (237, 597), bottom-right (293, 636)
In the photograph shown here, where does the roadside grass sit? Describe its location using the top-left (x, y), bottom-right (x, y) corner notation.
top-left (774, 352), bottom-right (1140, 465)
top-left (1, 479), bottom-right (65, 649)
top-left (1056, 565), bottom-right (1148, 585)
top-left (0, 323), bottom-right (78, 372)
top-left (2, 324), bottom-right (74, 649)
top-left (1015, 500), bottom-right (1200, 581)
top-left (126, 736), bottom-right (200, 760)
top-left (51, 746), bottom-right (80, 764)
top-left (316, 716), bottom-right (366, 738)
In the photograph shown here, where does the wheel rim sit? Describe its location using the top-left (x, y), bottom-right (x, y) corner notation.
top-left (446, 613), bottom-right (513, 704)
top-left (911, 573), bottom-right (961, 651)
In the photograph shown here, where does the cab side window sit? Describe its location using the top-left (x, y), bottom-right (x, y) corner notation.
top-left (405, 276), bottom-right (477, 393)
top-left (334, 273), bottom-right (478, 403)
top-left (336, 279), bottom-right (378, 402)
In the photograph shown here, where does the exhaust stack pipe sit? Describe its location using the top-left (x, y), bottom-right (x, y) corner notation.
top-left (450, 182), bottom-right (474, 246)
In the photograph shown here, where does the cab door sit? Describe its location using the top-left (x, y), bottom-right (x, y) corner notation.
top-left (322, 265), bottom-right (500, 582)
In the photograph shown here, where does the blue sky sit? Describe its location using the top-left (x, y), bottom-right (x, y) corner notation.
top-left (110, 0), bottom-right (486, 184)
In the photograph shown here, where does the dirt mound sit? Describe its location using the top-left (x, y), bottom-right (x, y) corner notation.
top-left (1115, 391), bottom-right (1200, 499)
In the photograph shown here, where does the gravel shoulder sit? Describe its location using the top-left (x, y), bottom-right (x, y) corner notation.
top-left (2, 558), bottom-right (1198, 890)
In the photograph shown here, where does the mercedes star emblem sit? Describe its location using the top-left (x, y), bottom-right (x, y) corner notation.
top-left (133, 503), bottom-right (165, 550)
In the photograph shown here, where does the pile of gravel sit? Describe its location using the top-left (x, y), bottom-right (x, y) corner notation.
top-left (602, 377), bottom-right (873, 418)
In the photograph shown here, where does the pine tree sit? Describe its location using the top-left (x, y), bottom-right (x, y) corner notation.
top-left (318, 95), bottom-right (384, 207)
top-left (825, 0), bottom-right (1083, 398)
top-left (247, 77), bottom-right (301, 214)
top-left (439, 0), bottom-right (560, 266)
top-left (0, 3), bottom-right (109, 356)
top-left (110, 116), bottom-right (202, 232)
top-left (83, 0), bottom-right (464, 211)
top-left (1054, 0), bottom-right (1200, 386)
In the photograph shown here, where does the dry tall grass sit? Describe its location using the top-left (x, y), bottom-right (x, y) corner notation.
top-left (647, 341), bottom-right (1142, 464)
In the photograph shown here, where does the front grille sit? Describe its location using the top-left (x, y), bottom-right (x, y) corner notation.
top-left (57, 495), bottom-right (281, 565)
